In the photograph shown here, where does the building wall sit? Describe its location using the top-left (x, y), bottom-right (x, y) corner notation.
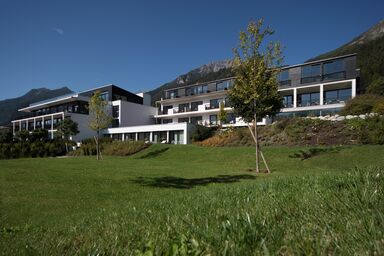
top-left (114, 100), bottom-right (157, 127)
top-left (70, 113), bottom-right (97, 142)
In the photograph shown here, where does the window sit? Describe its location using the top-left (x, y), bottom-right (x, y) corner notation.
top-left (167, 89), bottom-right (178, 99)
top-left (162, 119), bottom-right (172, 124)
top-left (298, 92), bottom-right (320, 107)
top-left (162, 105), bottom-right (173, 114)
top-left (324, 88), bottom-right (351, 104)
top-left (124, 133), bottom-right (136, 141)
top-left (210, 98), bottom-right (224, 109)
top-left (178, 103), bottom-right (190, 113)
top-left (100, 91), bottom-right (109, 101)
top-left (112, 133), bottom-right (122, 141)
top-left (112, 105), bottom-right (119, 118)
top-left (112, 119), bottom-right (119, 128)
top-left (190, 116), bottom-right (202, 125)
top-left (186, 85), bottom-right (208, 96)
top-left (282, 95), bottom-right (293, 108)
top-left (323, 60), bottom-right (345, 80)
top-left (216, 80), bottom-right (232, 91)
top-left (209, 115), bottom-right (217, 125)
top-left (226, 113), bottom-right (236, 124)
top-left (191, 101), bottom-right (202, 111)
top-left (301, 64), bottom-right (321, 84)
top-left (278, 70), bottom-right (291, 86)
top-left (178, 117), bottom-right (189, 123)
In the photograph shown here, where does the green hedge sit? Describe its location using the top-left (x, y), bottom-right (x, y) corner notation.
top-left (0, 140), bottom-right (67, 159)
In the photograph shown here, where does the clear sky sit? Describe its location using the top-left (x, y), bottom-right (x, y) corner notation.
top-left (0, 0), bottom-right (383, 100)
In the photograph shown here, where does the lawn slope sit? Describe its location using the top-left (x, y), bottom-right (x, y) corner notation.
top-left (0, 145), bottom-right (383, 255)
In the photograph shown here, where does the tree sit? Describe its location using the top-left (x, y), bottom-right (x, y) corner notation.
top-left (218, 101), bottom-right (227, 128)
top-left (228, 19), bottom-right (283, 173)
top-left (56, 118), bottom-right (79, 152)
top-left (88, 91), bottom-right (112, 160)
top-left (30, 128), bottom-right (49, 142)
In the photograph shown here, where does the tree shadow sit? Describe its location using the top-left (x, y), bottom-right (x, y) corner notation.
top-left (138, 147), bottom-right (169, 159)
top-left (131, 174), bottom-right (256, 189)
top-left (289, 146), bottom-right (347, 160)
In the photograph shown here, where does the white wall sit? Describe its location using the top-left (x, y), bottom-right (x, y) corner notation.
top-left (114, 100), bottom-right (157, 127)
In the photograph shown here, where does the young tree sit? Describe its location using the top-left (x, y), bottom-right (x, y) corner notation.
top-left (228, 19), bottom-right (283, 173)
top-left (218, 101), bottom-right (227, 128)
top-left (56, 118), bottom-right (79, 152)
top-left (88, 91), bottom-right (112, 160)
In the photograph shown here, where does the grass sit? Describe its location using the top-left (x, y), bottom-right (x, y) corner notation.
top-left (0, 144), bottom-right (384, 255)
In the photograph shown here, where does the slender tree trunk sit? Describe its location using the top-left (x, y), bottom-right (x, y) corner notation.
top-left (254, 113), bottom-right (259, 173)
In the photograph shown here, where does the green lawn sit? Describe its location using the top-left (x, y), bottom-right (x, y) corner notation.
top-left (1, 144), bottom-right (383, 255)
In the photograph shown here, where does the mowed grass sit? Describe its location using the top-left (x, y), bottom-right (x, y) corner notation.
top-left (0, 144), bottom-right (383, 255)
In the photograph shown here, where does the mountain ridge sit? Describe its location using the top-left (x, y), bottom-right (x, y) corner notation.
top-left (0, 87), bottom-right (73, 126)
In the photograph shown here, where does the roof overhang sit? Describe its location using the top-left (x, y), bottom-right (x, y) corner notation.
top-left (19, 94), bottom-right (90, 112)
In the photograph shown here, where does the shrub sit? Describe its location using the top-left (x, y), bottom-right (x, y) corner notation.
top-left (103, 141), bottom-right (148, 156)
top-left (191, 125), bottom-right (215, 142)
top-left (341, 94), bottom-right (384, 115)
top-left (367, 75), bottom-right (384, 96)
top-left (346, 115), bottom-right (384, 144)
top-left (373, 100), bottom-right (384, 114)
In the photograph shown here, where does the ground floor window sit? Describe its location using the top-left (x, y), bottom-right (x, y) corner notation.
top-left (169, 130), bottom-right (184, 144)
top-left (112, 133), bottom-right (122, 141)
top-left (125, 133), bottom-right (136, 141)
top-left (298, 92), bottom-right (320, 107)
top-left (138, 132), bottom-right (150, 141)
top-left (324, 88), bottom-right (351, 104)
top-left (153, 131), bottom-right (168, 143)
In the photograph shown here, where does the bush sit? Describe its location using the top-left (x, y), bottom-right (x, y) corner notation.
top-left (373, 100), bottom-right (384, 114)
top-left (346, 115), bottom-right (384, 144)
top-left (367, 75), bottom-right (384, 96)
top-left (103, 141), bottom-right (148, 156)
top-left (191, 125), bottom-right (215, 142)
top-left (0, 140), bottom-right (67, 159)
top-left (341, 94), bottom-right (384, 115)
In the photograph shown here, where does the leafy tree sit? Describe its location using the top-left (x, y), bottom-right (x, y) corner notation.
top-left (228, 19), bottom-right (283, 173)
top-left (15, 130), bottom-right (30, 142)
top-left (30, 128), bottom-right (49, 142)
top-left (56, 118), bottom-right (79, 152)
top-left (218, 101), bottom-right (227, 128)
top-left (88, 91), bottom-right (112, 160)
top-left (0, 129), bottom-right (12, 143)
top-left (341, 94), bottom-right (384, 115)
top-left (367, 75), bottom-right (384, 96)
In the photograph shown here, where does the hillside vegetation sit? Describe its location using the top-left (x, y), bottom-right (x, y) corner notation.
top-left (197, 116), bottom-right (384, 147)
top-left (1, 145), bottom-right (384, 254)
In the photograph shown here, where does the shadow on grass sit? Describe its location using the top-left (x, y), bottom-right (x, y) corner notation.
top-left (131, 174), bottom-right (256, 189)
top-left (138, 147), bottom-right (170, 159)
top-left (289, 146), bottom-right (347, 160)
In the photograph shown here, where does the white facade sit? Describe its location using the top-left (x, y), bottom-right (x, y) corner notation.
top-left (104, 122), bottom-right (193, 144)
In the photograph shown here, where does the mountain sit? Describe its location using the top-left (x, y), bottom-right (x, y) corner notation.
top-left (0, 87), bottom-right (73, 126)
top-left (147, 60), bottom-right (234, 105)
top-left (308, 19), bottom-right (384, 91)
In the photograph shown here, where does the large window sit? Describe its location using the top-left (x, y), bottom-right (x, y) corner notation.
top-left (216, 80), bottom-right (233, 91)
top-left (298, 92), bottom-right (320, 107)
top-left (301, 64), bottom-right (321, 84)
top-left (166, 89), bottom-right (178, 99)
top-left (278, 70), bottom-right (291, 86)
top-left (324, 88), bottom-right (351, 104)
top-left (186, 85), bottom-right (208, 96)
top-left (178, 103), bottom-right (190, 113)
top-left (191, 101), bottom-right (202, 111)
top-left (210, 98), bottom-right (224, 109)
top-left (282, 95), bottom-right (293, 108)
top-left (162, 119), bottom-right (172, 124)
top-left (100, 91), bottom-right (109, 101)
top-left (323, 60), bottom-right (345, 80)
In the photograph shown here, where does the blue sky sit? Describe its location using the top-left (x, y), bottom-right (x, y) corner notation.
top-left (0, 0), bottom-right (383, 100)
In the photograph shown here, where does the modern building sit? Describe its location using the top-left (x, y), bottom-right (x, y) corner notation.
top-left (155, 54), bottom-right (358, 125)
top-left (11, 54), bottom-right (359, 144)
